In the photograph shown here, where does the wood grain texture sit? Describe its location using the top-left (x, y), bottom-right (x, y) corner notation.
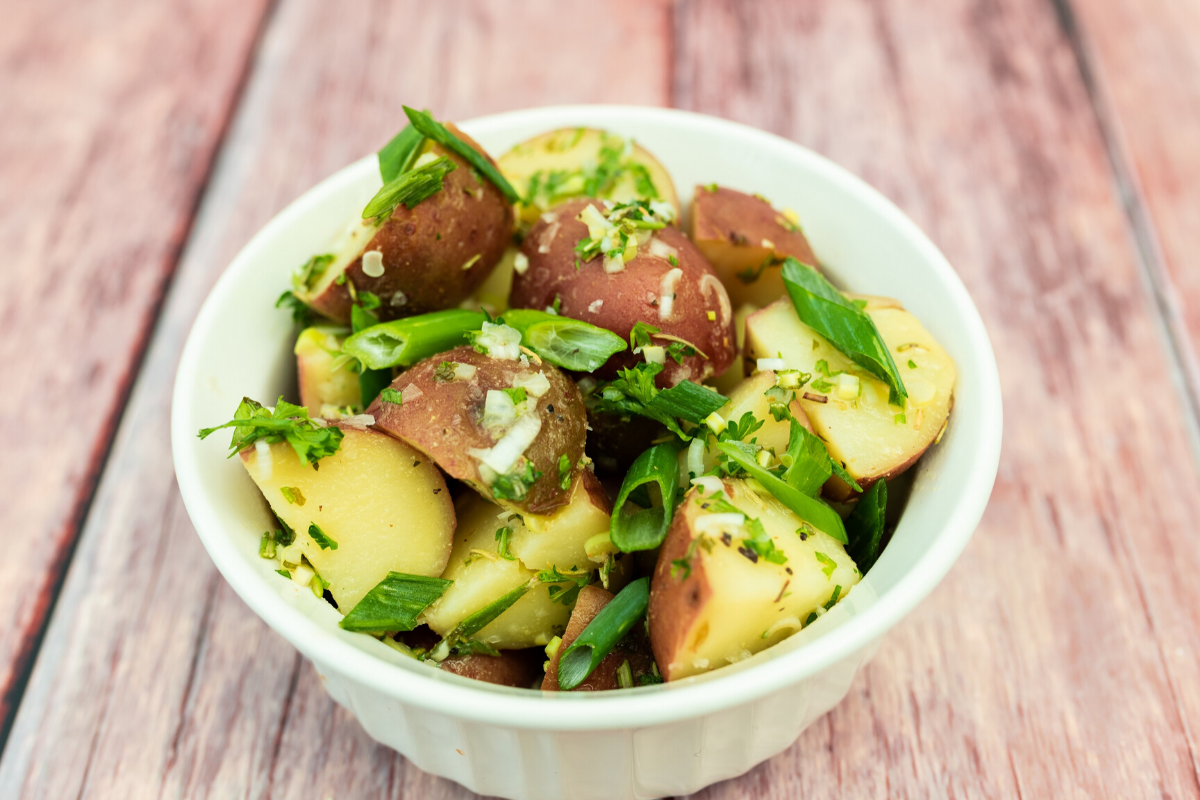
top-left (1059, 0), bottom-right (1200, 423)
top-left (0, 0), bottom-right (272, 739)
top-left (674, 0), bottom-right (1200, 797)
top-left (0, 0), bottom-right (670, 797)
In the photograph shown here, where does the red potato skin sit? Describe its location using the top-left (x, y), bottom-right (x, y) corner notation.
top-left (310, 125), bottom-right (514, 323)
top-left (366, 346), bottom-right (586, 514)
top-left (648, 485), bottom-right (718, 682)
top-left (510, 198), bottom-right (736, 387)
top-left (541, 586), bottom-right (656, 691)
top-left (440, 648), bottom-right (543, 688)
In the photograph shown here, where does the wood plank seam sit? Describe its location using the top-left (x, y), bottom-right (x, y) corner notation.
top-left (1043, 0), bottom-right (1200, 790)
top-left (0, 0), bottom-right (283, 762)
top-left (1049, 0), bottom-right (1200, 460)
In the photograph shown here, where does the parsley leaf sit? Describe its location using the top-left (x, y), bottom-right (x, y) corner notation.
top-left (494, 526), bottom-right (517, 561)
top-left (491, 460), bottom-right (543, 502)
top-left (537, 566), bottom-right (591, 606)
top-left (380, 387), bottom-right (403, 405)
top-left (198, 397), bottom-right (343, 468)
top-left (308, 522), bottom-right (338, 550)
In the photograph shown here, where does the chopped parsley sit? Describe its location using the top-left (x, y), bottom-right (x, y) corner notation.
top-left (380, 387), bottom-right (404, 405)
top-left (815, 551), bottom-right (837, 579)
top-left (198, 397), bottom-right (343, 468)
top-left (557, 454), bottom-right (572, 490)
top-left (308, 522), bottom-right (338, 551)
top-left (275, 290), bottom-right (315, 326)
top-left (293, 253), bottom-right (334, 292)
top-left (490, 460), bottom-right (543, 502)
top-left (537, 566), bottom-right (590, 606)
top-left (433, 361), bottom-right (459, 382)
top-left (494, 526), bottom-right (517, 561)
top-left (501, 386), bottom-right (528, 405)
top-left (587, 361), bottom-right (727, 441)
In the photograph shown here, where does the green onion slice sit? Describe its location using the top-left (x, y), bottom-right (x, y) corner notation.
top-left (362, 155), bottom-right (456, 220)
top-left (499, 309), bottom-right (627, 371)
top-left (845, 478), bottom-right (887, 572)
top-left (610, 443), bottom-right (681, 552)
top-left (377, 124), bottom-right (425, 183)
top-left (650, 380), bottom-right (727, 425)
top-left (783, 419), bottom-right (833, 496)
top-left (338, 572), bottom-right (452, 633)
top-left (403, 106), bottom-right (520, 204)
top-left (557, 577), bottom-right (650, 691)
top-left (781, 258), bottom-right (906, 404)
top-left (341, 309), bottom-right (487, 370)
top-left (433, 579), bottom-right (533, 658)
top-left (716, 441), bottom-right (848, 543)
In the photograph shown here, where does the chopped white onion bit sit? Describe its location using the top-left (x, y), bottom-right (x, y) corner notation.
top-left (452, 363), bottom-right (478, 381)
top-left (659, 267), bottom-right (683, 321)
top-left (291, 563), bottom-right (315, 588)
top-left (642, 345), bottom-right (666, 365)
top-left (836, 373), bottom-right (860, 400)
top-left (603, 251), bottom-right (626, 274)
top-left (588, 299), bottom-right (604, 313)
top-left (647, 237), bottom-right (678, 262)
top-left (694, 513), bottom-right (746, 536)
top-left (649, 200), bottom-right (677, 223)
top-left (469, 412), bottom-right (542, 475)
top-left (513, 371), bottom-right (551, 398)
top-left (757, 358), bottom-right (788, 372)
top-left (361, 250), bottom-right (385, 278)
top-left (338, 414), bottom-right (376, 430)
top-left (476, 322), bottom-right (523, 361)
top-left (255, 440), bottom-right (273, 481)
top-left (691, 475), bottom-right (725, 496)
top-left (390, 290), bottom-right (408, 307)
top-left (482, 390), bottom-right (518, 432)
top-left (513, 251), bottom-right (530, 276)
top-left (761, 239), bottom-right (776, 250)
top-left (401, 383), bottom-right (424, 403)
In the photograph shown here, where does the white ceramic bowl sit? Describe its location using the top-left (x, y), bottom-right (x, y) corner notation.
top-left (172, 106), bottom-right (1002, 799)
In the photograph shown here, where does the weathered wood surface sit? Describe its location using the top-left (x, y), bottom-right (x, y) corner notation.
top-left (0, 0), bottom-right (273, 740)
top-left (2, 0), bottom-right (1200, 798)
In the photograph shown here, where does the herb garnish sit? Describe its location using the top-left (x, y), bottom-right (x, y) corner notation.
top-left (556, 577), bottom-right (650, 691)
top-left (402, 107), bottom-right (520, 204)
top-left (490, 460), bottom-right (543, 502)
top-left (537, 566), bottom-right (591, 606)
top-left (362, 155), bottom-right (457, 220)
top-left (588, 361), bottom-right (727, 441)
top-left (339, 572), bottom-right (452, 633)
top-left (610, 443), bottom-right (681, 552)
top-left (280, 486), bottom-right (306, 506)
top-left (198, 397), bottom-right (343, 468)
top-left (308, 522), bottom-right (338, 551)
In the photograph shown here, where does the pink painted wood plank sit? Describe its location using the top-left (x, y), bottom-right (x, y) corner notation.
top-left (0, 0), bottom-right (272, 735)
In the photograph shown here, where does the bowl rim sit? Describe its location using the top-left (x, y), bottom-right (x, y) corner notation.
top-left (172, 104), bottom-right (1002, 731)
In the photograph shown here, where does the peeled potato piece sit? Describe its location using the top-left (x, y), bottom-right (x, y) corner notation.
top-left (744, 297), bottom-right (955, 496)
top-left (649, 479), bottom-right (859, 682)
top-left (241, 426), bottom-right (454, 610)
top-left (498, 127), bottom-right (680, 227)
top-left (690, 185), bottom-right (818, 309)
top-left (294, 326), bottom-right (361, 416)
top-left (509, 469), bottom-right (612, 573)
top-left (679, 370), bottom-right (811, 479)
top-left (295, 125), bottom-right (514, 324)
top-left (712, 302), bottom-right (759, 397)
top-left (420, 492), bottom-right (574, 650)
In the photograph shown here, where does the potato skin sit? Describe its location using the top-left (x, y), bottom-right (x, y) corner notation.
top-left (510, 197), bottom-right (736, 387)
top-left (309, 126), bottom-right (514, 323)
top-left (366, 345), bottom-right (586, 514)
top-left (541, 585), bottom-right (657, 691)
top-left (647, 498), bottom-right (713, 680)
top-left (440, 648), bottom-right (543, 688)
top-left (691, 185), bottom-right (817, 310)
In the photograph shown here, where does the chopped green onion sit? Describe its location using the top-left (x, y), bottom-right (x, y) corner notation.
top-left (363, 155), bottom-right (457, 220)
top-left (499, 309), bottom-right (627, 371)
top-left (280, 486), bottom-right (306, 506)
top-left (341, 309), bottom-right (488, 370)
top-left (557, 577), bottom-right (650, 690)
top-left (380, 387), bottom-right (403, 405)
top-left (259, 532), bottom-right (277, 559)
top-left (616, 659), bottom-right (633, 689)
top-left (716, 441), bottom-right (848, 543)
top-left (651, 381), bottom-right (728, 425)
top-left (611, 443), bottom-right (680, 552)
top-left (780, 258), bottom-right (907, 404)
top-left (402, 107), bottom-right (520, 204)
top-left (308, 522), bottom-right (338, 551)
top-left (845, 479), bottom-right (887, 573)
top-left (350, 299), bottom-right (391, 405)
top-left (377, 123), bottom-right (425, 183)
top-left (815, 551), bottom-right (837, 578)
top-left (338, 572), bottom-right (453, 633)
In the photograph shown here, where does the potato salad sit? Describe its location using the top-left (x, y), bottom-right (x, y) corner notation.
top-left (199, 109), bottom-right (955, 690)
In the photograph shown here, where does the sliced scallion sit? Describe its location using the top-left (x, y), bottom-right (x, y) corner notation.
top-left (402, 107), bottom-right (520, 204)
top-left (610, 443), bottom-right (680, 552)
top-left (499, 309), bottom-right (627, 372)
top-left (716, 441), bottom-right (848, 543)
top-left (341, 309), bottom-right (487, 370)
top-left (432, 579), bottom-right (533, 659)
top-left (363, 156), bottom-right (457, 220)
top-left (377, 124), bottom-right (425, 183)
top-left (557, 577), bottom-right (650, 690)
top-left (781, 258), bottom-right (907, 404)
top-left (338, 572), bottom-right (452, 633)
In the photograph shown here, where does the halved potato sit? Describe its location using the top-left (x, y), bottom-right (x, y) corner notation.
top-left (744, 297), bottom-right (955, 496)
top-left (509, 469), bottom-right (612, 572)
top-left (690, 185), bottom-right (817, 309)
top-left (541, 585), bottom-right (657, 691)
top-left (511, 197), bottom-right (736, 386)
top-left (294, 326), bottom-right (360, 416)
top-left (679, 370), bottom-right (811, 479)
top-left (498, 128), bottom-right (679, 227)
top-left (241, 426), bottom-right (454, 610)
top-left (711, 302), bottom-right (759, 396)
top-left (295, 125), bottom-right (514, 323)
top-left (648, 479), bottom-right (859, 682)
top-left (420, 492), bottom-right (575, 649)
top-left (367, 345), bottom-right (587, 514)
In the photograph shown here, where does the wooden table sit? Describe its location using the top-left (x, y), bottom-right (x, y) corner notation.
top-left (1, 0), bottom-right (1198, 796)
